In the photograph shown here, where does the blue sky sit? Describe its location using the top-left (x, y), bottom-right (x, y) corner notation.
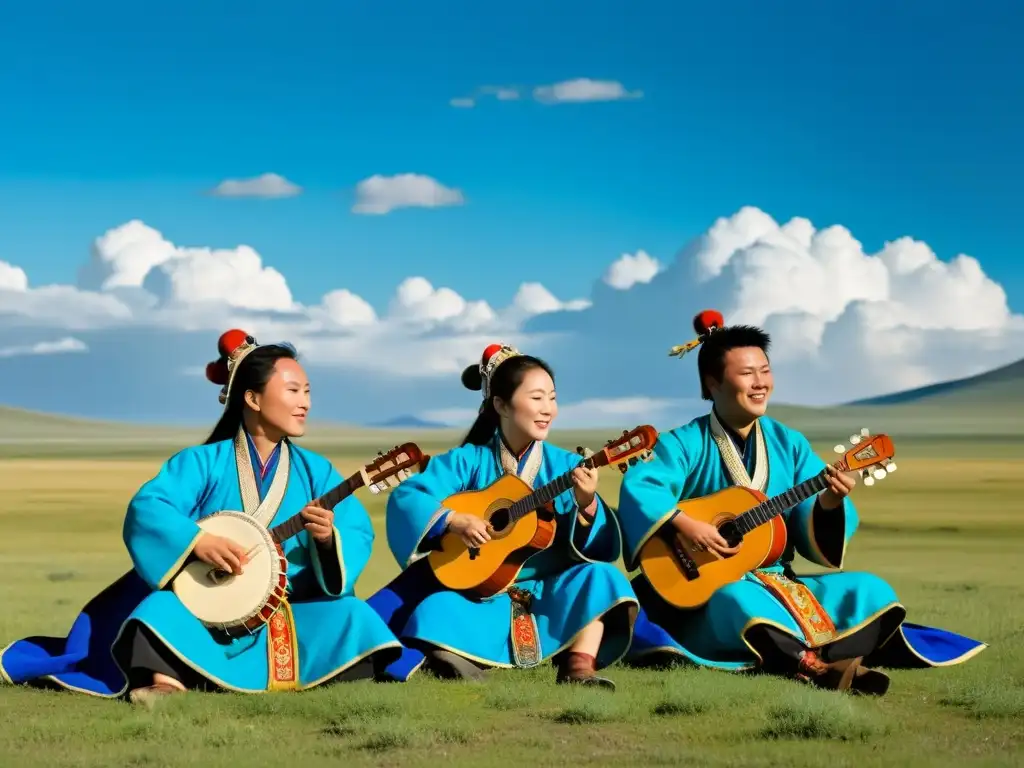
top-left (2, 0), bottom-right (1022, 309)
top-left (0, 1), bottom-right (1022, 425)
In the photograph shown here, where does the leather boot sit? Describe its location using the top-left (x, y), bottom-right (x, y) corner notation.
top-left (555, 652), bottom-right (615, 691)
top-left (796, 651), bottom-right (889, 696)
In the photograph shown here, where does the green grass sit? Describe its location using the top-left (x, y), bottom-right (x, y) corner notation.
top-left (1, 430), bottom-right (1022, 766)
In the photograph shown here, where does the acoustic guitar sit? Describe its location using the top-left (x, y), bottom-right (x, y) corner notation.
top-left (172, 443), bottom-right (428, 637)
top-left (427, 425), bottom-right (659, 598)
top-left (637, 428), bottom-right (896, 610)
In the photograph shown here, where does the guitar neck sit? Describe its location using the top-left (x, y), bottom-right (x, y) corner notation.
top-left (267, 472), bottom-right (364, 543)
top-left (508, 457), bottom-right (596, 522)
top-left (733, 470), bottom-right (831, 535)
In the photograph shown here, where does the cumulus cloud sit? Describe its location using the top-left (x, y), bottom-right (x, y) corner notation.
top-left (603, 250), bottom-right (662, 290)
top-left (533, 78), bottom-right (643, 104)
top-left (351, 174), bottom-right (465, 215)
top-left (208, 173), bottom-right (302, 199)
top-left (523, 206), bottom-right (1024, 406)
top-left (1, 206), bottom-right (1020, 424)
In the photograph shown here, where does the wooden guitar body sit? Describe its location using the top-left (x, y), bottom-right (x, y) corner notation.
top-left (428, 473), bottom-right (557, 598)
top-left (638, 486), bottom-right (788, 610)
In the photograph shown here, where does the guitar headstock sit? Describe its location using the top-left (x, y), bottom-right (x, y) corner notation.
top-left (585, 425), bottom-right (659, 471)
top-left (832, 428), bottom-right (896, 487)
top-left (362, 443), bottom-right (429, 494)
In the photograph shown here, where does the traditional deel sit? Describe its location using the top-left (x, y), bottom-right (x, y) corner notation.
top-left (368, 432), bottom-right (638, 673)
top-left (0, 427), bottom-right (404, 696)
top-left (618, 412), bottom-right (987, 670)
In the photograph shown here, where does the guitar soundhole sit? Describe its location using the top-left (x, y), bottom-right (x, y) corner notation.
top-left (718, 520), bottom-right (742, 549)
top-left (488, 508), bottom-right (511, 533)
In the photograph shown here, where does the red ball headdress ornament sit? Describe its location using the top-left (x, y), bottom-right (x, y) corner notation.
top-left (479, 342), bottom-right (521, 398)
top-left (205, 329), bottom-right (259, 405)
top-left (668, 309), bottom-right (725, 359)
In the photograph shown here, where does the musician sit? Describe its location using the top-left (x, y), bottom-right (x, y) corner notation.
top-left (616, 310), bottom-right (986, 694)
top-left (0, 330), bottom-right (404, 704)
top-left (370, 344), bottom-right (638, 689)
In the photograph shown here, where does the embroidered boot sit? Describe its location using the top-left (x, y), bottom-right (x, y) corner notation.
top-left (556, 652), bottom-right (616, 691)
top-left (424, 648), bottom-right (489, 682)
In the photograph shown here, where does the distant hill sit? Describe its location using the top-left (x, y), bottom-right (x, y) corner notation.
top-left (370, 415), bottom-right (449, 429)
top-left (848, 357), bottom-right (1024, 406)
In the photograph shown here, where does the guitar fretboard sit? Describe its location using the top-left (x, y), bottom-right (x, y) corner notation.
top-left (733, 471), bottom-right (831, 534)
top-left (507, 460), bottom-right (595, 522)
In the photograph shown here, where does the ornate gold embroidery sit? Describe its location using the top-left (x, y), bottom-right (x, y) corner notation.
top-left (709, 410), bottom-right (768, 492)
top-left (267, 599), bottom-right (299, 690)
top-left (508, 587), bottom-right (541, 667)
top-left (753, 571), bottom-right (837, 647)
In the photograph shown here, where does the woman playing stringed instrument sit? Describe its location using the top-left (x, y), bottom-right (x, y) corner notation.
top-left (378, 344), bottom-right (639, 689)
top-left (0, 330), bottom-right (403, 704)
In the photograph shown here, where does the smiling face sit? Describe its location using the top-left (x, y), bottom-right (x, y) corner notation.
top-left (706, 346), bottom-right (773, 424)
top-left (245, 357), bottom-right (311, 439)
top-left (495, 365), bottom-right (558, 448)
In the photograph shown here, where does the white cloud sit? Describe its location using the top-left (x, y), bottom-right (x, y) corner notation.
top-left (603, 250), bottom-right (662, 290)
top-left (449, 97), bottom-right (475, 108)
top-left (449, 86), bottom-right (521, 108)
top-left (0, 261), bottom-right (29, 292)
top-left (533, 78), bottom-right (643, 104)
top-left (1, 206), bottom-right (1021, 425)
top-left (208, 173), bottom-right (302, 199)
top-left (0, 337), bottom-right (88, 359)
top-left (522, 206), bottom-right (1024, 406)
top-left (351, 173), bottom-right (465, 215)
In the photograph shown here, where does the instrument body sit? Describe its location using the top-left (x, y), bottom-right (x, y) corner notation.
top-left (638, 486), bottom-right (788, 610)
top-left (429, 473), bottom-right (557, 598)
top-left (172, 512), bottom-right (289, 637)
top-left (171, 443), bottom-right (428, 636)
top-left (637, 430), bottom-right (896, 610)
top-left (427, 426), bottom-right (659, 599)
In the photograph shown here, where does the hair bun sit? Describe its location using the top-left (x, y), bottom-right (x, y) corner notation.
top-left (205, 359), bottom-right (229, 385)
top-left (461, 364), bottom-right (483, 391)
top-left (693, 310), bottom-right (725, 336)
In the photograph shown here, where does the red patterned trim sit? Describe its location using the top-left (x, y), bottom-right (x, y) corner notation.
top-left (267, 599), bottom-right (299, 690)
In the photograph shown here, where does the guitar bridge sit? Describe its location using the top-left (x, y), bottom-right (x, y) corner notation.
top-left (670, 535), bottom-right (701, 582)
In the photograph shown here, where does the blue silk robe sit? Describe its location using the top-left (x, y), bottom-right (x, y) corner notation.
top-left (617, 412), bottom-right (987, 670)
top-left (368, 433), bottom-right (638, 674)
top-left (0, 428), bottom-right (403, 696)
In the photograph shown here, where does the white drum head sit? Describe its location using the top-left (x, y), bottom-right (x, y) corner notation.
top-left (172, 511), bottom-right (282, 627)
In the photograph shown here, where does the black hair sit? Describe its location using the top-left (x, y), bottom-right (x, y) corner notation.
top-left (460, 354), bottom-right (555, 446)
top-left (696, 325), bottom-right (771, 400)
top-left (204, 343), bottom-right (300, 444)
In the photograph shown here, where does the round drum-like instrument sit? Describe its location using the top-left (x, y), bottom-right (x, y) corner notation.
top-left (171, 511), bottom-right (288, 638)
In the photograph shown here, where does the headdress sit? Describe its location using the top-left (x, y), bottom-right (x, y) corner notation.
top-left (668, 309), bottom-right (725, 359)
top-left (479, 343), bottom-right (521, 399)
top-left (205, 329), bottom-right (259, 405)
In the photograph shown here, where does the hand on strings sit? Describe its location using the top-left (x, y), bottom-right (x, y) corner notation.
top-left (672, 515), bottom-right (738, 557)
top-left (571, 465), bottom-right (599, 510)
top-left (301, 502), bottom-right (335, 545)
top-left (819, 465), bottom-right (857, 510)
top-left (447, 512), bottom-right (492, 549)
top-left (194, 533), bottom-right (250, 575)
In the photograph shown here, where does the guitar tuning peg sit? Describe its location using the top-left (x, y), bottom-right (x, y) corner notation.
top-left (860, 428), bottom-right (870, 436)
top-left (872, 468), bottom-right (887, 481)
top-left (885, 462), bottom-right (897, 473)
top-left (833, 444), bottom-right (846, 454)
top-left (862, 472), bottom-right (875, 487)
top-left (849, 435), bottom-right (861, 444)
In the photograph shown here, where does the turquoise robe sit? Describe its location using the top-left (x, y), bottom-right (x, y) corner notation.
top-left (381, 433), bottom-right (639, 670)
top-left (617, 411), bottom-right (987, 670)
top-left (0, 428), bottom-right (403, 696)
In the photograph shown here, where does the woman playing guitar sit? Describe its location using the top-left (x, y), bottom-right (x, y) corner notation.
top-left (376, 344), bottom-right (639, 689)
